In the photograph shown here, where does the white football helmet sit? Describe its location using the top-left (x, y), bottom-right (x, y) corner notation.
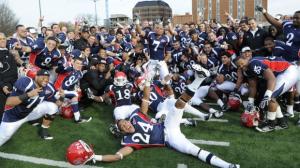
top-left (114, 71), bottom-right (128, 86)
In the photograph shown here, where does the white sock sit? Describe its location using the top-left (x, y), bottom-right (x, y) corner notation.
top-left (184, 104), bottom-right (206, 118)
top-left (187, 78), bottom-right (205, 92)
top-left (209, 108), bottom-right (217, 113)
top-left (74, 112), bottom-right (80, 121)
top-left (41, 124), bottom-right (49, 129)
top-left (287, 105), bottom-right (294, 115)
top-left (267, 111), bottom-right (276, 120)
top-left (198, 149), bottom-right (231, 168)
top-left (276, 106), bottom-right (284, 118)
top-left (217, 99), bottom-right (224, 107)
top-left (180, 118), bottom-right (190, 125)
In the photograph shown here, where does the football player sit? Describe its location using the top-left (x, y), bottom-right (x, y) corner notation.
top-left (29, 36), bottom-right (61, 83)
top-left (89, 65), bottom-right (240, 168)
top-left (0, 70), bottom-right (58, 146)
top-left (237, 56), bottom-right (299, 132)
top-left (136, 18), bottom-right (172, 82)
top-left (55, 57), bottom-right (92, 123)
top-left (92, 71), bottom-right (139, 121)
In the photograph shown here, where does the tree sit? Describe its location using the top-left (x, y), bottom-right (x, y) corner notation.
top-left (0, 2), bottom-right (19, 36)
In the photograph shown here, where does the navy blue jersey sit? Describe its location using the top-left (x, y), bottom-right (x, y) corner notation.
top-left (56, 32), bottom-right (66, 44)
top-left (199, 32), bottom-right (208, 41)
top-left (272, 40), bottom-right (293, 61)
top-left (147, 32), bottom-right (172, 61)
top-left (282, 21), bottom-right (300, 60)
top-left (225, 32), bottom-right (238, 42)
top-left (121, 110), bottom-right (165, 150)
top-left (171, 75), bottom-right (186, 97)
top-left (106, 83), bottom-right (134, 107)
top-left (245, 57), bottom-right (291, 78)
top-left (8, 37), bottom-right (35, 60)
top-left (178, 31), bottom-right (191, 48)
top-left (171, 48), bottom-right (184, 65)
top-left (45, 83), bottom-right (57, 102)
top-left (3, 77), bottom-right (48, 122)
top-left (61, 70), bottom-right (83, 91)
top-left (31, 40), bottom-right (61, 70)
top-left (136, 84), bottom-right (164, 113)
top-left (218, 62), bottom-right (238, 83)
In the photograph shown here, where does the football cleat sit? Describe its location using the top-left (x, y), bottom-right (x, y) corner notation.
top-left (185, 119), bottom-right (197, 127)
top-left (214, 111), bottom-right (224, 118)
top-left (66, 140), bottom-right (95, 165)
top-left (191, 64), bottom-right (210, 78)
top-left (204, 113), bottom-right (213, 121)
top-left (297, 119), bottom-right (300, 127)
top-left (75, 116), bottom-right (92, 124)
top-left (229, 164), bottom-right (240, 168)
top-left (38, 127), bottom-right (53, 140)
top-left (255, 120), bottom-right (275, 132)
top-left (275, 118), bottom-right (288, 130)
top-left (86, 88), bottom-right (95, 99)
top-left (284, 112), bottom-right (294, 118)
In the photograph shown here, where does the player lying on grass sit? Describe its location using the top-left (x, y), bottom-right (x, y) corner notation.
top-left (69, 64), bottom-right (240, 168)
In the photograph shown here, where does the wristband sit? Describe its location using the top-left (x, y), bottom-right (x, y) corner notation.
top-left (248, 97), bottom-right (255, 104)
top-left (94, 155), bottom-right (103, 161)
top-left (264, 90), bottom-right (273, 98)
top-left (19, 93), bottom-right (29, 102)
top-left (116, 152), bottom-right (123, 160)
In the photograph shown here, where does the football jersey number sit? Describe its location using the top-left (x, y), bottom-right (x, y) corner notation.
top-left (152, 40), bottom-right (160, 51)
top-left (286, 33), bottom-right (294, 46)
top-left (26, 96), bottom-right (44, 108)
top-left (41, 57), bottom-right (52, 66)
top-left (116, 89), bottom-right (131, 100)
top-left (131, 122), bottom-right (153, 144)
top-left (65, 76), bottom-right (77, 87)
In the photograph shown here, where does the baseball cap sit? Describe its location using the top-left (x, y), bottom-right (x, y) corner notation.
top-left (36, 69), bottom-right (50, 76)
top-left (241, 46), bottom-right (251, 53)
top-left (97, 58), bottom-right (107, 65)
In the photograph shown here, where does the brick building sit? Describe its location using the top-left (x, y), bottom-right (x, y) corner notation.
top-left (192, 0), bottom-right (268, 23)
top-left (173, 13), bottom-right (193, 25)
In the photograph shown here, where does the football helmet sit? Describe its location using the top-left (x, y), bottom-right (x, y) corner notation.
top-left (135, 76), bottom-right (146, 91)
top-left (26, 66), bottom-right (41, 79)
top-left (60, 105), bottom-right (74, 119)
top-left (66, 140), bottom-right (95, 165)
top-left (114, 71), bottom-right (127, 86)
top-left (241, 107), bottom-right (260, 127)
top-left (227, 93), bottom-right (242, 111)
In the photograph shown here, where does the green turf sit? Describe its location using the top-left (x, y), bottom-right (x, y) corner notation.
top-left (1, 103), bottom-right (300, 168)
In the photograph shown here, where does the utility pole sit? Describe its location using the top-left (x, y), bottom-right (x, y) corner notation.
top-left (38, 0), bottom-right (42, 26)
top-left (92, 0), bottom-right (99, 25)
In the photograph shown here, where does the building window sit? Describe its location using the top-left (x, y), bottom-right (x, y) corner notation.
top-left (198, 0), bottom-right (205, 20)
top-left (229, 0), bottom-right (233, 16)
top-left (254, 0), bottom-right (263, 22)
top-left (237, 0), bottom-right (245, 19)
top-left (216, 0), bottom-right (220, 22)
top-left (208, 0), bottom-right (212, 20)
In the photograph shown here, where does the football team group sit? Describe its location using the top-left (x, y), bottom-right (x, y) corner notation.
top-left (0, 5), bottom-right (300, 168)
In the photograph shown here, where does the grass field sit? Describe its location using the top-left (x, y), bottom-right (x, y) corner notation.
top-left (1, 102), bottom-right (300, 168)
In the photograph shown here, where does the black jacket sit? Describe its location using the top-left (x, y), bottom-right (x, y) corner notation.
top-left (0, 49), bottom-right (18, 90)
top-left (241, 28), bottom-right (268, 51)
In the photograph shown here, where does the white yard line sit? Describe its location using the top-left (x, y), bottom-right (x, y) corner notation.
top-left (177, 163), bottom-right (188, 168)
top-left (191, 118), bottom-right (229, 123)
top-left (188, 139), bottom-right (230, 147)
top-left (0, 152), bottom-right (103, 168)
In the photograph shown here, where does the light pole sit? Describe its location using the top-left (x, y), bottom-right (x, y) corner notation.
top-left (92, 0), bottom-right (99, 25)
top-left (38, 0), bottom-right (42, 26)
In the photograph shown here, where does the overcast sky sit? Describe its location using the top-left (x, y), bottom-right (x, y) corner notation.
top-left (2, 0), bottom-right (299, 27)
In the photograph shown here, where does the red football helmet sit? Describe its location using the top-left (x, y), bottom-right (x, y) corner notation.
top-left (114, 71), bottom-right (127, 86)
top-left (241, 108), bottom-right (260, 127)
top-left (227, 93), bottom-right (242, 111)
top-left (60, 105), bottom-right (74, 119)
top-left (26, 66), bottom-right (41, 79)
top-left (66, 140), bottom-right (95, 165)
top-left (135, 76), bottom-right (146, 90)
